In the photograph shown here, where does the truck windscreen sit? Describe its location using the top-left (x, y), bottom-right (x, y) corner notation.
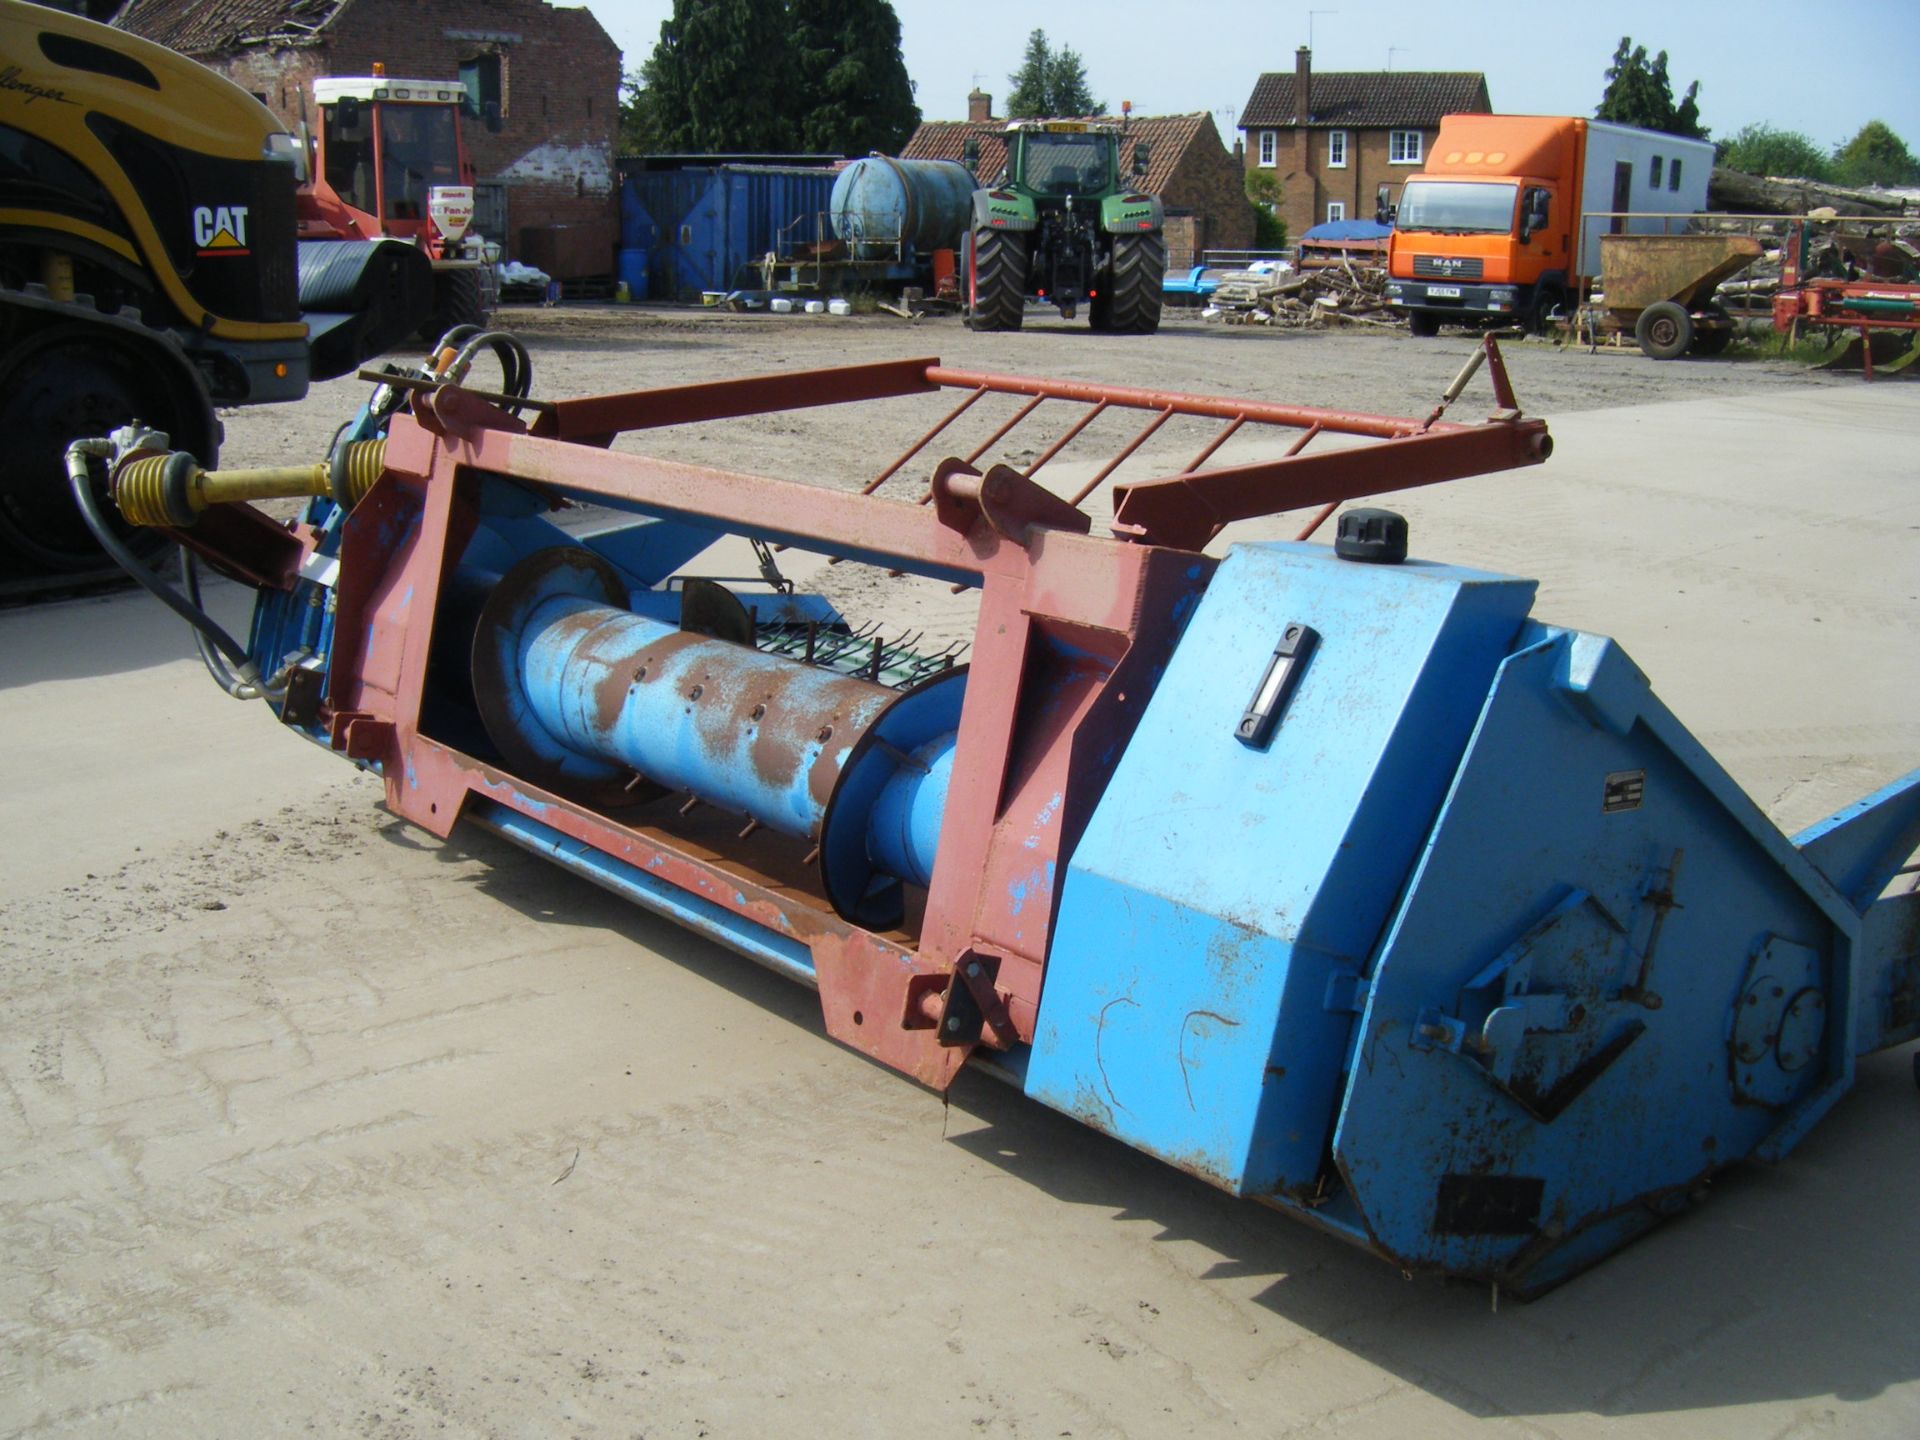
top-left (1397, 181), bottom-right (1518, 235)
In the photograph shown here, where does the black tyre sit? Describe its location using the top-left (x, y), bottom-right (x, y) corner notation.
top-left (1528, 281), bottom-right (1570, 336)
top-left (1690, 306), bottom-right (1735, 357)
top-left (418, 266), bottom-right (490, 345)
top-left (1407, 310), bottom-right (1441, 337)
top-left (966, 227), bottom-right (1027, 332)
top-left (1103, 231), bottom-right (1166, 335)
top-left (0, 326), bottom-right (206, 575)
top-left (1635, 300), bottom-right (1694, 361)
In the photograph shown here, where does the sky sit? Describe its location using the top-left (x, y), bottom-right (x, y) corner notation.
top-left (584, 0), bottom-right (1920, 154)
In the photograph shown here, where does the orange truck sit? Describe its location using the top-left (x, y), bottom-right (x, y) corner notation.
top-left (1384, 114), bottom-right (1714, 335)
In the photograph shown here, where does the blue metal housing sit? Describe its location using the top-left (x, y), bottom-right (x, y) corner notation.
top-left (1029, 539), bottom-right (1920, 1293)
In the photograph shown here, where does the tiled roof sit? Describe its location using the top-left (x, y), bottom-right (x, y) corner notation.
top-left (1239, 71), bottom-right (1489, 130)
top-left (902, 113), bottom-right (1216, 198)
top-left (114, 0), bottom-right (348, 52)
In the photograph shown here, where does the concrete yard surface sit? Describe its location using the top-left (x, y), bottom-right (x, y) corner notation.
top-left (1, 318), bottom-right (1916, 1438)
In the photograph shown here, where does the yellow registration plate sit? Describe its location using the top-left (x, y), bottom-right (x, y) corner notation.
top-left (1043, 122), bottom-right (1088, 133)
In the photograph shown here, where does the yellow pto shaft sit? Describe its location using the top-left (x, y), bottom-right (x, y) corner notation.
top-left (113, 440), bottom-right (387, 527)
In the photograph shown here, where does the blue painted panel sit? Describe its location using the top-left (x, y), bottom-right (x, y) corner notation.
top-left (1027, 541), bottom-right (1535, 1195)
top-left (1333, 627), bottom-right (1839, 1288)
top-left (622, 167), bottom-right (836, 299)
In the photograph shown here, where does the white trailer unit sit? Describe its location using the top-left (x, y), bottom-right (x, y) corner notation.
top-left (1574, 121), bottom-right (1715, 279)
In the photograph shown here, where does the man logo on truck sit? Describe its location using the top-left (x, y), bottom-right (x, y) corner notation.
top-left (193, 205), bottom-right (250, 256)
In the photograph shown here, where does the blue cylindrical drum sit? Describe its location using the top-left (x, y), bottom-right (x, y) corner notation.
top-left (829, 157), bottom-right (976, 262)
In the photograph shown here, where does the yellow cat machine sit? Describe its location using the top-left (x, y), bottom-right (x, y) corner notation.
top-left (0, 0), bottom-right (430, 586)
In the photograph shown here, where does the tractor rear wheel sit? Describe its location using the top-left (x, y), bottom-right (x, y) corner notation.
top-left (1104, 232), bottom-right (1165, 335)
top-left (966, 227), bottom-right (1027, 332)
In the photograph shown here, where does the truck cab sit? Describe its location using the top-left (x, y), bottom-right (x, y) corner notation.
top-left (1386, 115), bottom-right (1712, 336)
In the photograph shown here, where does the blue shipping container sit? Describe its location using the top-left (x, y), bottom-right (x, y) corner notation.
top-left (621, 166), bottom-right (838, 300)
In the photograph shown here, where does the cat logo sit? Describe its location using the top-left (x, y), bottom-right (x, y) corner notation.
top-left (192, 204), bottom-right (250, 257)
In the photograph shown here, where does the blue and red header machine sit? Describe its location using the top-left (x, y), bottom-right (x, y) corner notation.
top-left (75, 333), bottom-right (1919, 1295)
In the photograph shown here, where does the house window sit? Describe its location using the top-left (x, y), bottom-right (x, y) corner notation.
top-left (461, 52), bottom-right (503, 119)
top-left (1327, 130), bottom-right (1347, 168)
top-left (1327, 201), bottom-right (1346, 223)
top-left (1669, 158), bottom-right (1682, 191)
top-left (1389, 129), bottom-right (1422, 164)
top-left (1649, 155), bottom-right (1663, 189)
top-left (1258, 130), bottom-right (1276, 167)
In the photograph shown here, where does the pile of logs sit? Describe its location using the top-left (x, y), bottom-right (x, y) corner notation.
top-left (1203, 258), bottom-right (1393, 327)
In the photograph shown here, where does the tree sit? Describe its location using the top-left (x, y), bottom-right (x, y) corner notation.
top-left (1005, 29), bottom-right (1104, 119)
top-left (1831, 120), bottom-right (1920, 188)
top-left (790, 0), bottom-right (920, 155)
top-left (1716, 123), bottom-right (1832, 181)
top-left (646, 0), bottom-right (800, 153)
top-left (618, 64), bottom-right (663, 155)
top-left (1595, 37), bottom-right (1708, 140)
top-left (1244, 170), bottom-right (1286, 252)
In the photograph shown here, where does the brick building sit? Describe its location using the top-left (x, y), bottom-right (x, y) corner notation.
top-left (904, 93), bottom-right (1252, 268)
top-left (114, 0), bottom-right (620, 258)
top-left (1239, 49), bottom-right (1490, 241)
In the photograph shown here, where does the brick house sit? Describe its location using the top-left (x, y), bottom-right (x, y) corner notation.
top-left (113, 0), bottom-right (620, 258)
top-left (903, 93), bottom-right (1252, 268)
top-left (1239, 48), bottom-right (1490, 242)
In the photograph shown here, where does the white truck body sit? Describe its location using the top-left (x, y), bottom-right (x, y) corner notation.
top-left (1574, 121), bottom-right (1715, 279)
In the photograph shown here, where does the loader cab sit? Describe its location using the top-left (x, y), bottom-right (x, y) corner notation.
top-left (303, 74), bottom-right (477, 255)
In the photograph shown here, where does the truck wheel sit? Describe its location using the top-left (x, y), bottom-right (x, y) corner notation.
top-left (1529, 281), bottom-right (1570, 336)
top-left (418, 267), bottom-right (490, 345)
top-left (0, 327), bottom-right (197, 574)
top-left (966, 227), bottom-right (1027, 332)
top-left (1104, 232), bottom-right (1165, 335)
top-left (1635, 301), bottom-right (1694, 361)
top-left (1407, 311), bottom-right (1440, 337)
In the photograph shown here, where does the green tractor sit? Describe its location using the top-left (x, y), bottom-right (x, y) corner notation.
top-left (962, 121), bottom-right (1165, 334)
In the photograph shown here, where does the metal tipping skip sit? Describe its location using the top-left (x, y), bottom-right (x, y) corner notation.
top-left (86, 336), bottom-right (1919, 1295)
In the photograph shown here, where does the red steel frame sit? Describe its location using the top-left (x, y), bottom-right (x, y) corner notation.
top-left (1771, 219), bottom-right (1920, 382)
top-left (312, 352), bottom-right (1550, 1091)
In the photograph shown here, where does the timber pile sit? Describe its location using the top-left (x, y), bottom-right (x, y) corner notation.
top-left (1709, 166), bottom-right (1914, 218)
top-left (1204, 259), bottom-right (1392, 327)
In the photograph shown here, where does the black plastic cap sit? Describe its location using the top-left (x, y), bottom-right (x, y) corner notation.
top-left (1334, 508), bottom-right (1409, 564)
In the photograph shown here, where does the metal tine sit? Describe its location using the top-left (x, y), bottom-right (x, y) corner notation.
top-left (1023, 400), bottom-right (1109, 482)
top-left (819, 386), bottom-right (990, 565)
top-left (1276, 425), bottom-right (1338, 540)
top-left (1068, 405), bottom-right (1175, 507)
top-left (1179, 413), bottom-right (1247, 475)
top-left (936, 402), bottom-right (1167, 594)
top-left (834, 390), bottom-right (1043, 569)
top-left (861, 386), bottom-right (988, 495)
top-left (783, 385), bottom-right (990, 556)
top-left (813, 633), bottom-right (858, 665)
top-left (911, 393), bottom-right (1048, 510)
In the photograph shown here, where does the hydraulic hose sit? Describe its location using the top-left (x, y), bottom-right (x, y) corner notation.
top-left (65, 437), bottom-right (260, 688)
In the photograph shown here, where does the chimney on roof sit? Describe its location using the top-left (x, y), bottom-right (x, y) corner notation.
top-left (1295, 46), bottom-right (1312, 127)
top-left (968, 90), bottom-right (992, 124)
